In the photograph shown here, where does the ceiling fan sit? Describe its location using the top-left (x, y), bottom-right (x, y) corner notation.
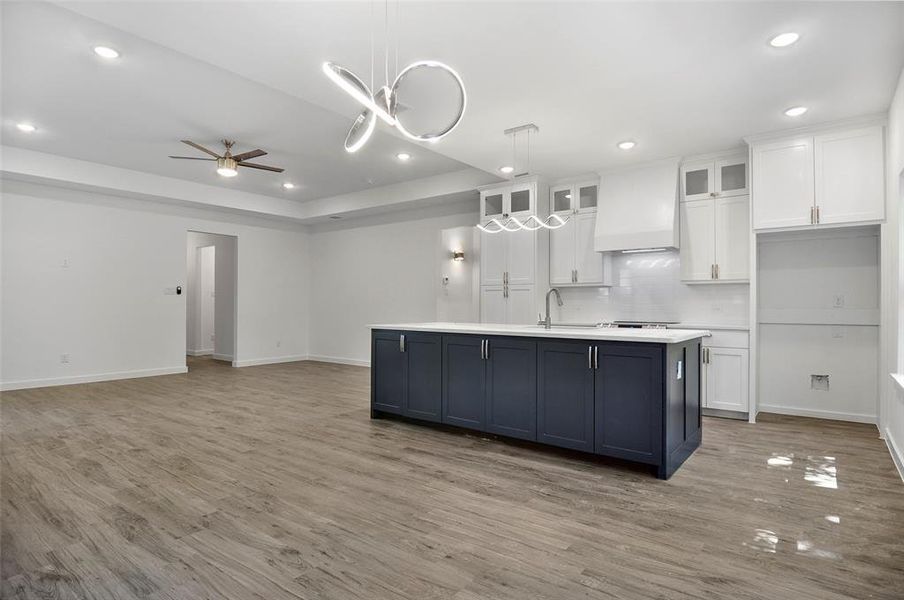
top-left (169, 139), bottom-right (284, 177)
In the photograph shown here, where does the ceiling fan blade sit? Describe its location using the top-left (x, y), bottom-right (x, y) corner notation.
top-left (232, 149), bottom-right (267, 162)
top-left (238, 162), bottom-right (284, 173)
top-left (169, 156), bottom-right (216, 161)
top-left (181, 140), bottom-right (221, 158)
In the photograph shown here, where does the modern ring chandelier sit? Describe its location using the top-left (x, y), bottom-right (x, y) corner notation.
top-left (323, 1), bottom-right (467, 153)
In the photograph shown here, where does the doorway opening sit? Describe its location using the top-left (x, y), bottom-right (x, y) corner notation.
top-left (186, 231), bottom-right (237, 369)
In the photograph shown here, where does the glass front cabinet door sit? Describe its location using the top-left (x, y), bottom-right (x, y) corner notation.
top-left (682, 154), bottom-right (748, 201)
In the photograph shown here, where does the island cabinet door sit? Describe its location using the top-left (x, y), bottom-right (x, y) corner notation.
top-left (442, 335), bottom-right (487, 430)
top-left (372, 331), bottom-right (406, 415)
top-left (404, 333), bottom-right (443, 423)
top-left (485, 337), bottom-right (537, 441)
top-left (594, 343), bottom-right (664, 465)
top-left (537, 341), bottom-right (594, 452)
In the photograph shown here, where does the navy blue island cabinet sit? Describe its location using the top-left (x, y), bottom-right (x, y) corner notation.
top-left (371, 329), bottom-right (702, 479)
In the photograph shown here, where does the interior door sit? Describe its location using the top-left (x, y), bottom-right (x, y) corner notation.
top-left (480, 230), bottom-right (506, 285)
top-left (480, 286), bottom-right (506, 324)
top-left (549, 218), bottom-right (575, 285)
top-left (751, 137), bottom-right (814, 230)
top-left (815, 126), bottom-right (885, 225)
top-left (485, 337), bottom-right (537, 441)
top-left (574, 211), bottom-right (604, 285)
top-left (706, 347), bottom-right (749, 412)
top-left (714, 196), bottom-right (749, 281)
top-left (679, 199), bottom-right (715, 281)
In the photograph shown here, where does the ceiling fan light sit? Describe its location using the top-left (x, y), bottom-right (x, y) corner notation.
top-left (216, 157), bottom-right (238, 177)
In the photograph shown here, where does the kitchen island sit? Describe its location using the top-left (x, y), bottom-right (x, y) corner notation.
top-left (369, 323), bottom-right (707, 479)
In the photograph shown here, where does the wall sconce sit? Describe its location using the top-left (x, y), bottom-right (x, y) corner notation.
top-left (452, 250), bottom-right (465, 262)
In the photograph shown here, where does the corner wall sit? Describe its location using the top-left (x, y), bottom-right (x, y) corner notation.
top-left (0, 180), bottom-right (310, 389)
top-left (883, 66), bottom-right (904, 480)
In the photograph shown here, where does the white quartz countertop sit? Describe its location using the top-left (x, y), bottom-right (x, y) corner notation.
top-left (369, 322), bottom-right (709, 344)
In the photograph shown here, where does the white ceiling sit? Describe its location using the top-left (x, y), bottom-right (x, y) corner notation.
top-left (3, 1), bottom-right (904, 206)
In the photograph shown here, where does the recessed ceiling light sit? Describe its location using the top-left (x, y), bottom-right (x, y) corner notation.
top-left (499, 166), bottom-right (514, 174)
top-left (282, 182), bottom-right (296, 190)
top-left (396, 152), bottom-right (411, 161)
top-left (784, 106), bottom-right (808, 117)
top-left (16, 122), bottom-right (36, 133)
top-left (769, 32), bottom-right (800, 48)
top-left (93, 46), bottom-right (120, 59)
top-left (617, 140), bottom-right (636, 150)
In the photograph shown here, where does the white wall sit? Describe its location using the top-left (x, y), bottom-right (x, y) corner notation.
top-left (186, 231), bottom-right (237, 360)
top-left (437, 226), bottom-right (479, 323)
top-left (883, 66), bottom-right (904, 480)
top-left (0, 180), bottom-right (310, 389)
top-left (552, 249), bottom-right (749, 327)
top-left (308, 208), bottom-right (476, 366)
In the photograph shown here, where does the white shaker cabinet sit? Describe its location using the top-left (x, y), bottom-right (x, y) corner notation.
top-left (751, 137), bottom-right (814, 230)
top-left (814, 127), bottom-right (885, 225)
top-left (681, 154), bottom-right (747, 201)
top-left (680, 195), bottom-right (749, 282)
top-left (703, 347), bottom-right (749, 414)
top-left (478, 176), bottom-right (550, 325)
top-left (548, 180), bottom-right (612, 286)
top-left (701, 330), bottom-right (749, 416)
top-left (750, 124), bottom-right (885, 230)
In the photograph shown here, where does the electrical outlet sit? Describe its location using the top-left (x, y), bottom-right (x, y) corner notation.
top-left (61, 258), bottom-right (70, 269)
top-left (60, 353), bottom-right (70, 364)
top-left (832, 294), bottom-right (845, 308)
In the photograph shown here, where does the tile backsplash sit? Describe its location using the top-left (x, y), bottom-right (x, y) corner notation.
top-left (554, 250), bottom-right (748, 326)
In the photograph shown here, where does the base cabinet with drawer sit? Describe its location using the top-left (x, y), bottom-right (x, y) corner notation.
top-left (373, 329), bottom-right (703, 479)
top-left (700, 329), bottom-right (750, 417)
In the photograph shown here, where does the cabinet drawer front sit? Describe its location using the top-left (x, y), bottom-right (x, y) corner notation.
top-left (703, 330), bottom-right (749, 349)
top-left (594, 344), bottom-right (663, 464)
top-left (538, 341), bottom-right (595, 451)
top-left (485, 337), bottom-right (537, 440)
top-left (442, 335), bottom-right (486, 429)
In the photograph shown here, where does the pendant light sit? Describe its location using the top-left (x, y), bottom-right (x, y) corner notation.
top-left (477, 125), bottom-right (568, 234)
top-left (323, 0), bottom-right (466, 152)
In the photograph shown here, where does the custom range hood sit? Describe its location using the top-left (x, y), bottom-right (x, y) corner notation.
top-left (594, 158), bottom-right (680, 252)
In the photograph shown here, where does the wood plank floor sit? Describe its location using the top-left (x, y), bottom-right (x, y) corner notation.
top-left (2, 357), bottom-right (903, 599)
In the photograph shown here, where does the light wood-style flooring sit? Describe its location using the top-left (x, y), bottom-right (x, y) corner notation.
top-left (2, 356), bottom-right (903, 599)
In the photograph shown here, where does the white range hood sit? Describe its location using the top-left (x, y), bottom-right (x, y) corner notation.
top-left (594, 158), bottom-right (680, 252)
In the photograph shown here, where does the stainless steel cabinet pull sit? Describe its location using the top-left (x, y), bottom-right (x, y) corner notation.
top-left (594, 346), bottom-right (599, 370)
top-left (484, 340), bottom-right (490, 360)
top-left (816, 205), bottom-right (820, 224)
top-left (574, 269), bottom-right (578, 283)
top-left (715, 264), bottom-right (720, 279)
top-left (588, 346), bottom-right (593, 370)
top-left (400, 334), bottom-right (406, 353)
top-left (711, 264), bottom-right (715, 279)
top-left (810, 206), bottom-right (815, 224)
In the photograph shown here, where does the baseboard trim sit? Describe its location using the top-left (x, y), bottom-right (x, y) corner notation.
top-left (211, 353), bottom-right (233, 362)
top-left (306, 355), bottom-right (370, 368)
top-left (758, 404), bottom-right (877, 424)
top-left (884, 427), bottom-right (904, 483)
top-left (186, 349), bottom-right (213, 357)
top-left (1, 366), bottom-right (188, 391)
top-left (232, 355), bottom-right (309, 368)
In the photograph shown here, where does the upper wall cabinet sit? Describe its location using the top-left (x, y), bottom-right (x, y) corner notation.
top-left (680, 195), bottom-right (750, 283)
top-left (681, 154), bottom-right (747, 201)
top-left (480, 180), bottom-right (537, 221)
top-left (751, 124), bottom-right (885, 231)
top-left (549, 180), bottom-right (613, 287)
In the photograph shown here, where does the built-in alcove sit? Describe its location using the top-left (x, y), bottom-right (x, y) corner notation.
top-left (757, 226), bottom-right (879, 422)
